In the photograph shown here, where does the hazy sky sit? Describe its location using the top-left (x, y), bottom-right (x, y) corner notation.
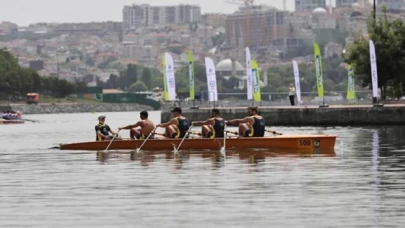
top-left (0, 0), bottom-right (368, 26)
top-left (0, 0), bottom-right (294, 26)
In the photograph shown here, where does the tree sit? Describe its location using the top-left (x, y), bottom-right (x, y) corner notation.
top-left (130, 81), bottom-right (148, 92)
top-left (141, 68), bottom-right (152, 90)
top-left (345, 10), bottom-right (405, 100)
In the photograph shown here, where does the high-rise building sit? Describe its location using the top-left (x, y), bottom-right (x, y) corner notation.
top-left (295, 0), bottom-right (326, 11)
top-left (336, 0), bottom-right (357, 7)
top-left (377, 0), bottom-right (405, 10)
top-left (226, 6), bottom-right (291, 49)
top-left (123, 4), bottom-right (201, 32)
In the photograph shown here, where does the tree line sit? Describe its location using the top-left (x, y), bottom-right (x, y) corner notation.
top-left (0, 49), bottom-right (87, 99)
top-left (345, 10), bottom-right (405, 100)
top-left (96, 56), bottom-right (351, 100)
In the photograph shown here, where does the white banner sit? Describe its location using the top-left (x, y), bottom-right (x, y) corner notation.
top-left (292, 60), bottom-right (302, 106)
top-left (164, 53), bottom-right (176, 101)
top-left (205, 57), bottom-right (218, 101)
top-left (245, 47), bottom-right (253, 100)
top-left (369, 40), bottom-right (379, 98)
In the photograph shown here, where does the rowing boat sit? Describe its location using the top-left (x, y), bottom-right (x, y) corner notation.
top-left (58, 134), bottom-right (336, 151)
top-left (0, 119), bottom-right (25, 124)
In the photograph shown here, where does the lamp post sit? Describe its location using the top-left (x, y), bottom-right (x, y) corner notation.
top-left (373, 0), bottom-right (376, 20)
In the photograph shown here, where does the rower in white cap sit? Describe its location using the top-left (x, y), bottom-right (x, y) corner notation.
top-left (95, 114), bottom-right (119, 141)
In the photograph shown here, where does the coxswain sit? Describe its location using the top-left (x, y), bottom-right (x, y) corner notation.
top-left (225, 106), bottom-right (265, 137)
top-left (157, 107), bottom-right (190, 138)
top-left (118, 111), bottom-right (156, 139)
top-left (192, 108), bottom-right (225, 138)
top-left (95, 114), bottom-right (119, 141)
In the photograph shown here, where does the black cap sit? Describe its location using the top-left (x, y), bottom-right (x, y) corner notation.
top-left (171, 107), bottom-right (182, 114)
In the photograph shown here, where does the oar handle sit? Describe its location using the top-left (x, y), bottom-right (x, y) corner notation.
top-left (266, 130), bottom-right (283, 135)
top-left (225, 130), bottom-right (239, 135)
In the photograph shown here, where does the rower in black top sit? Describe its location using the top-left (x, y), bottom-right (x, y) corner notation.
top-left (225, 106), bottom-right (265, 137)
top-left (95, 114), bottom-right (119, 141)
top-left (192, 108), bottom-right (225, 138)
top-left (157, 107), bottom-right (190, 138)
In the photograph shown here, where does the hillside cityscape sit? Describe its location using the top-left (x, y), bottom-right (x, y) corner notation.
top-left (0, 0), bottom-right (403, 104)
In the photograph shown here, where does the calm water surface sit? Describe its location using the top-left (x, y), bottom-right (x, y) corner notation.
top-left (1, 112), bottom-right (405, 227)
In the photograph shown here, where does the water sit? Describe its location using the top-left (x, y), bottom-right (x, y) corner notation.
top-left (1, 112), bottom-right (405, 227)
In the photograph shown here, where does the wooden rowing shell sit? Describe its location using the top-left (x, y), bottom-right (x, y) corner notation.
top-left (58, 135), bottom-right (336, 152)
top-left (0, 119), bottom-right (25, 125)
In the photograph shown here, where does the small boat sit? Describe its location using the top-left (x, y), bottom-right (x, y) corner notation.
top-left (0, 119), bottom-right (25, 124)
top-left (58, 134), bottom-right (336, 152)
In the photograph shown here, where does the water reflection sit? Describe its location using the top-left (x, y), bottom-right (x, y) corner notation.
top-left (96, 149), bottom-right (336, 168)
top-left (372, 131), bottom-right (381, 227)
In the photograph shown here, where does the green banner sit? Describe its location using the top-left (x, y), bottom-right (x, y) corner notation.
top-left (314, 43), bottom-right (324, 98)
top-left (251, 60), bottom-right (261, 102)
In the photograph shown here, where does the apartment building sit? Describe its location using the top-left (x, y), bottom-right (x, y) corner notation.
top-left (377, 0), bottom-right (405, 10)
top-left (295, 0), bottom-right (326, 11)
top-left (225, 6), bottom-right (291, 49)
top-left (336, 0), bottom-right (358, 7)
top-left (123, 4), bottom-right (201, 32)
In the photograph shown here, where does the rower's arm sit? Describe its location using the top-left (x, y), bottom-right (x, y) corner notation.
top-left (158, 118), bottom-right (178, 128)
top-left (226, 117), bottom-right (253, 125)
top-left (192, 119), bottom-right (214, 126)
top-left (119, 121), bottom-right (142, 130)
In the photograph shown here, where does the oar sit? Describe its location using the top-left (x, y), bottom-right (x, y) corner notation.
top-left (173, 124), bottom-right (194, 154)
top-left (135, 127), bottom-right (158, 154)
top-left (225, 130), bottom-right (239, 135)
top-left (22, 118), bottom-right (40, 123)
top-left (103, 130), bottom-right (121, 154)
top-left (266, 129), bottom-right (283, 135)
top-left (225, 129), bottom-right (283, 136)
top-left (220, 124), bottom-right (227, 157)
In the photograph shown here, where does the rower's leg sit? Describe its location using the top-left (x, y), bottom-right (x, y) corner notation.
top-left (239, 124), bottom-right (249, 136)
top-left (130, 128), bottom-right (141, 139)
top-left (166, 125), bottom-right (178, 138)
top-left (201, 125), bottom-right (211, 138)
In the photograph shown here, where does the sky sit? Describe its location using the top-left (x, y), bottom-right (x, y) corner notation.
top-left (0, 0), bottom-right (294, 26)
top-left (0, 0), bottom-right (371, 26)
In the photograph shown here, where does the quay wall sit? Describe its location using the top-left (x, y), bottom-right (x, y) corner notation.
top-left (6, 103), bottom-right (153, 115)
top-left (161, 105), bottom-right (405, 126)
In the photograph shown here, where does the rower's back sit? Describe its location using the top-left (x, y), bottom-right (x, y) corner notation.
top-left (176, 116), bottom-right (190, 138)
top-left (250, 115), bottom-right (265, 137)
top-left (211, 117), bottom-right (225, 138)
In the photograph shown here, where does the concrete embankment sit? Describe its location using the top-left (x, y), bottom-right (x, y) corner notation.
top-left (161, 104), bottom-right (405, 126)
top-left (6, 103), bottom-right (154, 115)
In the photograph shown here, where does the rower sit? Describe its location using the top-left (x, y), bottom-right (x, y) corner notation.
top-left (225, 106), bottom-right (265, 137)
top-left (95, 114), bottom-right (119, 141)
top-left (1, 111), bottom-right (9, 120)
top-left (192, 108), bottom-right (225, 138)
top-left (157, 107), bottom-right (190, 138)
top-left (118, 111), bottom-right (155, 140)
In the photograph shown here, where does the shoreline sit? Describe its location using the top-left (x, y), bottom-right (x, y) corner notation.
top-left (2, 103), bottom-right (405, 126)
top-left (1, 103), bottom-right (155, 115)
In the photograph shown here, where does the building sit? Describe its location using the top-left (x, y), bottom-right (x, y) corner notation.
top-left (377, 0), bottom-right (405, 10)
top-left (123, 4), bottom-right (201, 32)
top-left (295, 0), bottom-right (326, 11)
top-left (225, 6), bottom-right (291, 49)
top-left (336, 0), bottom-right (358, 7)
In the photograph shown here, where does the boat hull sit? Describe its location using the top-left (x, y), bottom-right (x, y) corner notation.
top-left (0, 119), bottom-right (25, 124)
top-left (59, 135), bottom-right (336, 151)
